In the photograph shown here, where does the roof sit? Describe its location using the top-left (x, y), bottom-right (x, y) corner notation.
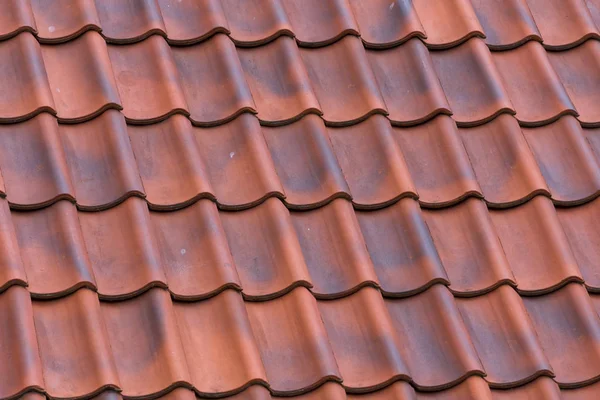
top-left (1, 0), bottom-right (600, 398)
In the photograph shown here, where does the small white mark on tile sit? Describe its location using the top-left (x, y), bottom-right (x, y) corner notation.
top-left (180, 248), bottom-right (186, 255)
top-left (56, 88), bottom-right (61, 93)
top-left (48, 26), bottom-right (56, 33)
top-left (307, 228), bottom-right (310, 231)
top-left (229, 151), bottom-right (235, 158)
top-left (389, 2), bottom-right (395, 10)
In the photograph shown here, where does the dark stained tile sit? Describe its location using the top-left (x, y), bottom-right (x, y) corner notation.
top-left (281, 0), bottom-right (359, 47)
top-left (469, 0), bottom-right (541, 49)
top-left (490, 196), bottom-right (583, 294)
top-left (385, 285), bottom-right (484, 390)
top-left (78, 197), bottom-right (167, 299)
top-left (318, 287), bottom-right (409, 391)
top-left (458, 114), bottom-right (549, 207)
top-left (523, 283), bottom-right (600, 387)
top-left (172, 34), bottom-right (255, 126)
top-left (547, 40), bottom-right (600, 127)
top-left (245, 287), bottom-right (341, 395)
top-left (220, 198), bottom-right (311, 300)
top-left (356, 198), bottom-right (448, 297)
top-left (522, 116), bottom-right (600, 205)
top-left (430, 38), bottom-right (514, 127)
top-left (40, 31), bottom-right (121, 122)
top-left (157, 0), bottom-right (229, 45)
top-left (238, 36), bottom-right (321, 125)
top-left (526, 0), bottom-right (599, 50)
top-left (221, 0), bottom-right (293, 46)
top-left (95, 0), bottom-right (166, 44)
top-left (412, 0), bottom-right (485, 49)
top-left (127, 115), bottom-right (213, 210)
top-left (329, 115), bottom-right (417, 208)
top-left (300, 36), bottom-right (387, 126)
top-left (0, 286), bottom-right (44, 399)
top-left (100, 288), bottom-right (189, 397)
top-left (291, 199), bottom-right (378, 298)
top-left (0, 33), bottom-right (55, 123)
top-left (349, 0), bottom-right (426, 48)
top-left (150, 199), bottom-right (241, 300)
top-left (393, 115), bottom-right (481, 207)
top-left (422, 198), bottom-right (515, 295)
top-left (33, 289), bottom-right (119, 398)
top-left (367, 39), bottom-right (451, 126)
top-left (60, 109), bottom-right (145, 210)
top-left (0, 199), bottom-right (27, 292)
top-left (492, 41), bottom-right (577, 126)
top-left (107, 35), bottom-right (188, 124)
top-left (0, 0), bottom-right (36, 40)
top-left (456, 285), bottom-right (553, 387)
top-left (491, 377), bottom-right (561, 399)
top-left (262, 115), bottom-right (349, 208)
top-left (12, 201), bottom-right (96, 298)
top-left (174, 290), bottom-right (267, 395)
top-left (193, 114), bottom-right (284, 209)
top-left (31, 0), bottom-right (100, 43)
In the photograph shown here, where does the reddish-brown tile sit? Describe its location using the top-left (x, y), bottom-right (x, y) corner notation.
top-left (238, 37), bottom-right (321, 125)
top-left (430, 38), bottom-right (514, 127)
top-left (41, 32), bottom-right (121, 122)
top-left (78, 197), bottom-right (167, 299)
top-left (423, 198), bottom-right (515, 295)
top-left (172, 34), bottom-right (255, 126)
top-left (101, 289), bottom-right (188, 397)
top-left (587, 126), bottom-right (600, 164)
top-left (0, 0), bottom-right (36, 40)
top-left (385, 285), bottom-right (484, 389)
top-left (151, 199), bottom-right (241, 300)
top-left (490, 196), bottom-right (582, 294)
top-left (246, 287), bottom-right (341, 395)
top-left (291, 199), bottom-right (378, 298)
top-left (419, 377), bottom-right (494, 399)
top-left (470, 0), bottom-right (541, 49)
top-left (393, 115), bottom-right (481, 206)
top-left (300, 36), bottom-right (387, 126)
top-left (588, 0), bottom-right (600, 28)
top-left (33, 289), bottom-right (119, 398)
top-left (207, 385), bottom-right (271, 400)
top-left (459, 114), bottom-right (549, 207)
top-left (128, 115), bottom-right (213, 210)
top-left (557, 198), bottom-right (600, 292)
top-left (157, 388), bottom-right (196, 400)
top-left (456, 285), bottom-right (552, 387)
top-left (220, 198), bottom-right (311, 300)
top-left (262, 115), bottom-right (349, 208)
top-left (562, 380), bottom-right (600, 400)
top-left (108, 35), bottom-right (188, 124)
top-left (548, 40), bottom-right (600, 127)
top-left (31, 0), bottom-right (100, 43)
top-left (174, 289), bottom-right (267, 395)
top-left (158, 0), bottom-right (229, 44)
top-left (0, 199), bottom-right (27, 292)
top-left (413, 0), bottom-right (485, 49)
top-left (291, 382), bottom-right (347, 400)
top-left (367, 39), bottom-right (451, 126)
top-left (526, 0), bottom-right (599, 49)
top-left (281, 0), bottom-right (358, 47)
top-left (12, 201), bottom-right (96, 297)
top-left (523, 283), bottom-right (600, 387)
top-left (356, 198), bottom-right (448, 296)
top-left (492, 377), bottom-right (561, 400)
top-left (346, 381), bottom-right (417, 400)
top-left (193, 114), bottom-right (284, 209)
top-left (0, 33), bottom-right (55, 123)
top-left (0, 286), bottom-right (44, 399)
top-left (221, 0), bottom-right (293, 46)
top-left (329, 115), bottom-right (416, 208)
top-left (492, 41), bottom-right (577, 126)
top-left (349, 0), bottom-right (425, 48)
top-left (60, 110), bottom-right (145, 210)
top-left (523, 117), bottom-right (600, 205)
top-left (95, 0), bottom-right (166, 43)
top-left (318, 287), bottom-right (408, 391)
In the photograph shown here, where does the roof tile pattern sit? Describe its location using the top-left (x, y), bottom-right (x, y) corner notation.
top-left (2, 0), bottom-right (600, 399)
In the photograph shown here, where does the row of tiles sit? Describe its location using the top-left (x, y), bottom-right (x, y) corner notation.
top-left (0, 193), bottom-right (599, 300)
top-left (2, 0), bottom-right (600, 50)
top-left (4, 283), bottom-right (600, 398)
top-left (2, 28), bottom-right (600, 127)
top-left (2, 111), bottom-right (600, 211)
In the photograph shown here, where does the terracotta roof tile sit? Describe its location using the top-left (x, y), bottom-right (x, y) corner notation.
top-left (95, 0), bottom-right (166, 44)
top-left (588, 0), bottom-right (600, 27)
top-left (30, 0), bottom-right (100, 44)
top-left (157, 0), bottom-right (229, 45)
top-left (0, 0), bottom-right (36, 41)
top-left (0, 199), bottom-right (26, 293)
top-left (491, 377), bottom-right (561, 399)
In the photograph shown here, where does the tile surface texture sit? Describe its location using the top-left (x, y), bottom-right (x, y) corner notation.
top-left (2, 0), bottom-right (600, 399)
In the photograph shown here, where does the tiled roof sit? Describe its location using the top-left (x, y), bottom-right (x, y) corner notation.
top-left (2, 0), bottom-right (600, 398)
